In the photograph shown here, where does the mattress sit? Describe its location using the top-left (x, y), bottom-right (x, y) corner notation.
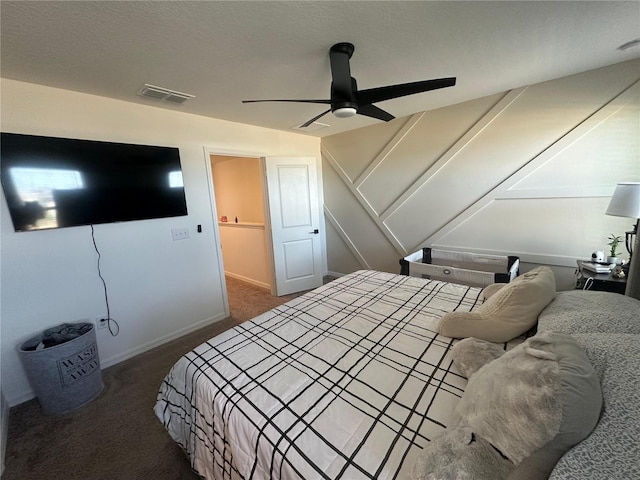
top-left (155, 270), bottom-right (514, 480)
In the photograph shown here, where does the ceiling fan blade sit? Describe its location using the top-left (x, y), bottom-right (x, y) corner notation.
top-left (329, 43), bottom-right (355, 98)
top-left (300, 109), bottom-right (332, 128)
top-left (357, 104), bottom-right (395, 122)
top-left (356, 77), bottom-right (456, 105)
top-left (242, 99), bottom-right (331, 104)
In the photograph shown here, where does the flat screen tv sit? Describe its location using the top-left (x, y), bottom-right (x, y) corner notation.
top-left (1, 133), bottom-right (188, 231)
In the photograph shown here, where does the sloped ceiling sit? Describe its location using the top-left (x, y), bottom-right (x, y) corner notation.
top-left (1, 1), bottom-right (639, 137)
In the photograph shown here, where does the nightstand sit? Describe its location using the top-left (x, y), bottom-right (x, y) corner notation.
top-left (576, 261), bottom-right (627, 294)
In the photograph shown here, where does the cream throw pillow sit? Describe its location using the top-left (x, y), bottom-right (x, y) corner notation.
top-left (439, 266), bottom-right (556, 342)
top-left (481, 282), bottom-right (505, 300)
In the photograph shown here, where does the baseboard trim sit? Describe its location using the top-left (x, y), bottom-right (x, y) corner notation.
top-left (224, 271), bottom-right (270, 290)
top-left (99, 312), bottom-right (229, 370)
top-left (7, 312), bottom-right (229, 407)
top-left (326, 271), bottom-right (346, 278)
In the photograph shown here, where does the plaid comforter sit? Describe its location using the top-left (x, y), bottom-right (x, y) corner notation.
top-left (155, 270), bottom-right (497, 479)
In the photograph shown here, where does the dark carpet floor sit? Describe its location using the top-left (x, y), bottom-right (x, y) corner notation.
top-left (2, 276), bottom-right (306, 480)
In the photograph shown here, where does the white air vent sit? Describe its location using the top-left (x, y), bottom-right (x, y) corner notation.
top-left (136, 84), bottom-right (195, 104)
top-left (291, 121), bottom-right (329, 132)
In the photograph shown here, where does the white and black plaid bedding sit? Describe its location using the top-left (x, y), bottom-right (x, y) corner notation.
top-left (155, 270), bottom-right (513, 480)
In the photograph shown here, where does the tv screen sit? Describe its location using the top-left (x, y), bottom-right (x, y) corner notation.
top-left (1, 133), bottom-right (188, 231)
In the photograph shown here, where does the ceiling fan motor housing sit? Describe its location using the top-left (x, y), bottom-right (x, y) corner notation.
top-left (330, 75), bottom-right (358, 117)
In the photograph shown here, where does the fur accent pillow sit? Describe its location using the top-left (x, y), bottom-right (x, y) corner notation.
top-left (438, 266), bottom-right (556, 342)
top-left (412, 332), bottom-right (602, 480)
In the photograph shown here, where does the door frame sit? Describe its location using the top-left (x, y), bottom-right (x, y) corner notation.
top-left (202, 146), bottom-right (278, 297)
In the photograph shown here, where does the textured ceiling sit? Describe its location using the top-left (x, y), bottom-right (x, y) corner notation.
top-left (1, 1), bottom-right (639, 137)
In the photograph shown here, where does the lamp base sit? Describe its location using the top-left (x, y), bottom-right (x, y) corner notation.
top-left (626, 233), bottom-right (640, 300)
top-left (625, 219), bottom-right (639, 257)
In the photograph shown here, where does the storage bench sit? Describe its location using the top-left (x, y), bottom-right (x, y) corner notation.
top-left (399, 247), bottom-right (520, 287)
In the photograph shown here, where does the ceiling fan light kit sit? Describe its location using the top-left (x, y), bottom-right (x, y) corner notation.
top-left (333, 107), bottom-right (357, 118)
top-left (243, 42), bottom-right (456, 126)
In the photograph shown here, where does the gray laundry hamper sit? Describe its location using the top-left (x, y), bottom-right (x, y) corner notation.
top-left (18, 322), bottom-right (104, 415)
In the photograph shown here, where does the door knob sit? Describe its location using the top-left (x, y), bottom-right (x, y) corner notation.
top-left (309, 229), bottom-right (319, 234)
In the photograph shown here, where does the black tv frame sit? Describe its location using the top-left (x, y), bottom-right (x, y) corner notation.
top-left (1, 132), bottom-right (188, 232)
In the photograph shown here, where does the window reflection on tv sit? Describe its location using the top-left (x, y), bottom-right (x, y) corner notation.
top-left (1, 133), bottom-right (188, 231)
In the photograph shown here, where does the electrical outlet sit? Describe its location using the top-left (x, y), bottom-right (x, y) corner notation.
top-left (171, 227), bottom-right (189, 241)
top-left (96, 315), bottom-right (109, 330)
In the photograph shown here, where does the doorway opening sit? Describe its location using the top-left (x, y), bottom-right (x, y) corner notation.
top-left (209, 154), bottom-right (274, 292)
top-left (205, 149), bottom-right (324, 300)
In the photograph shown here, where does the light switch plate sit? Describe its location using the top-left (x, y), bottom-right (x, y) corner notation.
top-left (171, 227), bottom-right (189, 241)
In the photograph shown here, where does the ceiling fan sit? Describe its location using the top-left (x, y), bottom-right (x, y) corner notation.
top-left (242, 42), bottom-right (456, 128)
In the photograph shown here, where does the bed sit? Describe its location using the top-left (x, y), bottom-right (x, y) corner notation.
top-left (155, 270), bottom-right (521, 479)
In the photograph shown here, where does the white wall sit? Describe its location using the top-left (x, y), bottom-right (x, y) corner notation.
top-left (218, 223), bottom-right (271, 288)
top-left (322, 60), bottom-right (640, 290)
top-left (0, 79), bottom-right (321, 406)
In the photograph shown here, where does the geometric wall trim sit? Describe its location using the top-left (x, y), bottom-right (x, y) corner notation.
top-left (421, 80), bottom-right (640, 251)
top-left (323, 205), bottom-right (370, 269)
top-left (322, 59), bottom-right (640, 276)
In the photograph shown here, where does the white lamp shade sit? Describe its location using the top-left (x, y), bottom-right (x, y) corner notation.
top-left (606, 182), bottom-right (640, 219)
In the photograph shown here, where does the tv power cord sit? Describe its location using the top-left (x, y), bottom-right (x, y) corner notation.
top-left (91, 224), bottom-right (120, 336)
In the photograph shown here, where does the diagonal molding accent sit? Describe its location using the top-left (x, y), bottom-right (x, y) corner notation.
top-left (323, 205), bottom-right (371, 269)
top-left (322, 144), bottom-right (408, 255)
top-left (380, 88), bottom-right (527, 222)
top-left (354, 112), bottom-right (424, 188)
top-left (323, 89), bottom-right (529, 259)
top-left (418, 79), bottom-right (640, 252)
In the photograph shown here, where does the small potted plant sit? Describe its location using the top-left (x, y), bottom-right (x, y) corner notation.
top-left (607, 234), bottom-right (622, 264)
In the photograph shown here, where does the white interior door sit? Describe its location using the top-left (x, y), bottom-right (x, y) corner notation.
top-left (265, 156), bottom-right (323, 296)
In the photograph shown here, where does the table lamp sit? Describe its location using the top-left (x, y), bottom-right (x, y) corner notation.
top-left (606, 182), bottom-right (640, 299)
